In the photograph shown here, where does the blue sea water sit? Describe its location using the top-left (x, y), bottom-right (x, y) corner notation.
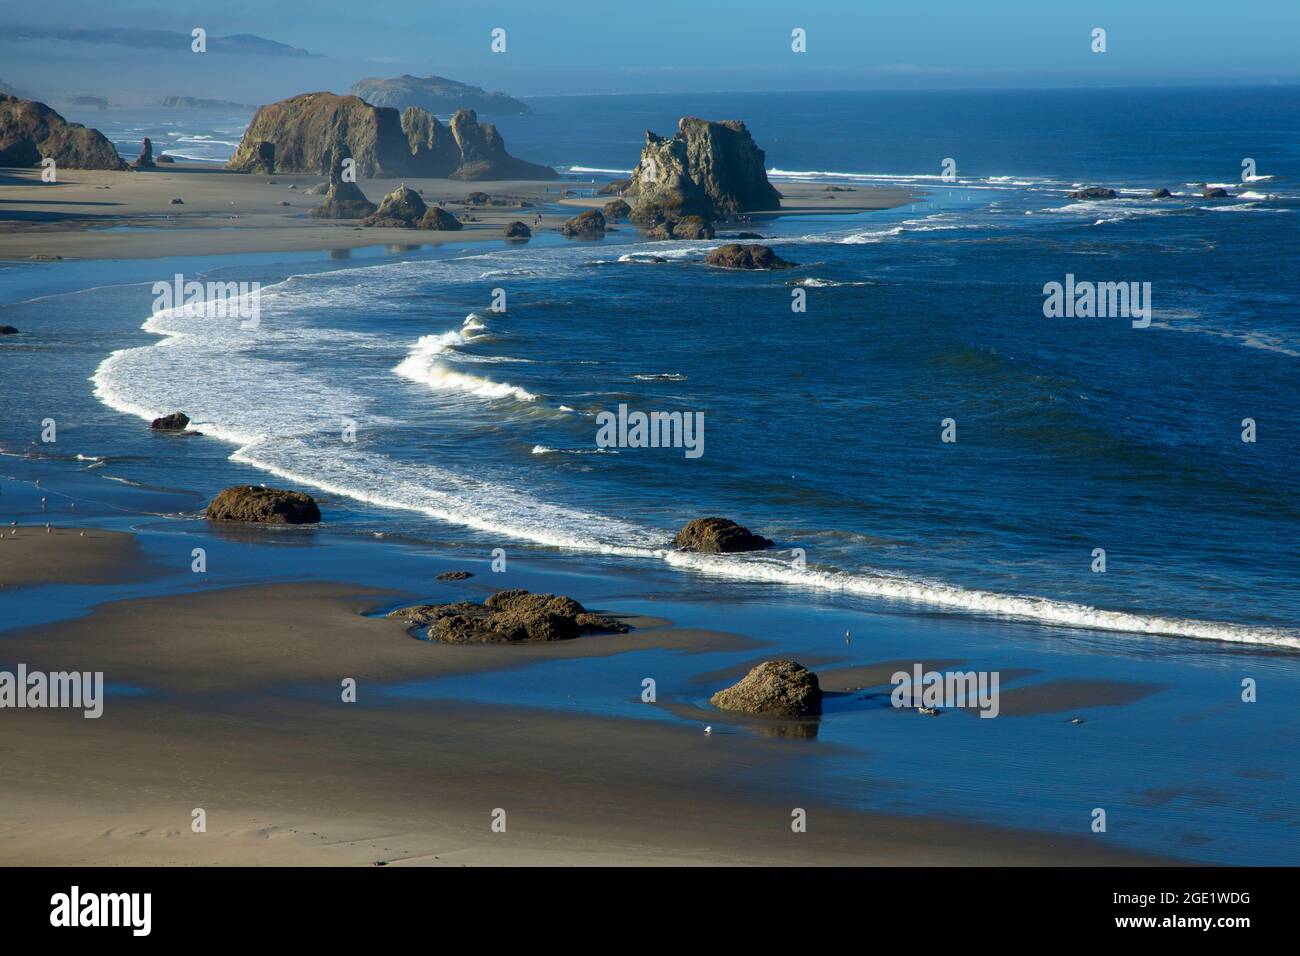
top-left (3, 86), bottom-right (1300, 862)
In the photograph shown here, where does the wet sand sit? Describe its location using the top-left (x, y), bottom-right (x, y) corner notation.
top-left (0, 164), bottom-right (917, 261)
top-left (0, 530), bottom-right (1175, 866)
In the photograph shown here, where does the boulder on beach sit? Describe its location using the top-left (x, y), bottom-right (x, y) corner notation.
top-left (709, 660), bottom-right (823, 718)
top-left (1066, 186), bottom-right (1118, 199)
top-left (602, 198), bottom-right (632, 222)
top-left (156, 154), bottom-right (176, 164)
top-left (561, 209), bottom-right (606, 238)
top-left (1202, 186), bottom-right (1232, 198)
top-left (465, 191), bottom-right (492, 205)
top-left (419, 206), bottom-right (463, 230)
top-left (308, 143), bottom-right (378, 219)
top-left (206, 486), bottom-right (321, 524)
top-left (0, 94), bottom-right (126, 170)
top-left (169, 197), bottom-right (184, 204)
top-left (361, 183), bottom-right (427, 228)
top-left (629, 117), bottom-right (782, 223)
top-left (1151, 188), bottom-right (1172, 198)
top-left (504, 220), bottom-right (532, 239)
top-left (389, 589), bottom-right (628, 643)
top-left (672, 517), bottom-right (773, 553)
top-left (150, 411), bottom-right (189, 430)
top-left (132, 137), bottom-right (155, 169)
top-left (704, 243), bottom-right (795, 270)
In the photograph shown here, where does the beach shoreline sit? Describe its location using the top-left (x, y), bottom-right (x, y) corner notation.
top-left (0, 163), bottom-right (918, 262)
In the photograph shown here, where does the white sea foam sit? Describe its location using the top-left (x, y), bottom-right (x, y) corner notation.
top-left (394, 327), bottom-right (539, 403)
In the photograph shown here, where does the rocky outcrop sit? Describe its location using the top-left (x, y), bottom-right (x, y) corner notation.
top-left (709, 660), bottom-right (822, 718)
top-left (465, 191), bottom-right (492, 205)
top-left (150, 412), bottom-right (189, 430)
top-left (704, 244), bottom-right (795, 270)
top-left (0, 325), bottom-right (19, 335)
top-left (446, 108), bottom-right (557, 180)
top-left (598, 178), bottom-right (631, 195)
top-left (1202, 186), bottom-right (1231, 198)
top-left (389, 589), bottom-right (628, 643)
top-left (0, 94), bottom-right (125, 170)
top-left (1067, 186), bottom-right (1118, 199)
top-left (308, 142), bottom-right (377, 219)
top-left (1151, 188), bottom-right (1172, 198)
top-left (229, 93), bottom-right (557, 181)
top-left (672, 517), bottom-right (773, 553)
top-left (206, 486), bottom-right (321, 524)
top-left (628, 117), bottom-right (781, 224)
top-left (669, 215), bottom-right (714, 239)
top-left (361, 184), bottom-right (426, 227)
top-left (602, 198), bottom-right (631, 222)
top-left (349, 74), bottom-right (530, 116)
top-left (418, 206), bottom-right (463, 230)
top-left (561, 209), bottom-right (606, 238)
top-left (504, 220), bottom-right (531, 239)
top-left (236, 141), bottom-right (275, 175)
top-left (132, 137), bottom-right (155, 169)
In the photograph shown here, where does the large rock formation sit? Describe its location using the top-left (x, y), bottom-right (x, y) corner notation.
top-left (704, 244), bottom-right (796, 270)
top-left (673, 517), bottom-right (773, 553)
top-left (628, 117), bottom-right (781, 224)
top-left (150, 412), bottom-right (189, 430)
top-left (0, 94), bottom-right (125, 170)
top-left (206, 486), bottom-right (321, 524)
top-left (227, 92), bottom-right (557, 181)
top-left (308, 142), bottom-right (377, 219)
top-left (709, 661), bottom-right (822, 718)
top-left (389, 589), bottom-right (628, 643)
top-left (349, 74), bottom-right (530, 116)
top-left (504, 220), bottom-right (531, 239)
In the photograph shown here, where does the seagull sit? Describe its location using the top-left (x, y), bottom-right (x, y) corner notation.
top-left (844, 628), bottom-right (851, 645)
top-left (703, 726), bottom-right (712, 735)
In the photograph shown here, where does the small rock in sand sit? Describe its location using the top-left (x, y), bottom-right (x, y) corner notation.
top-left (709, 660), bottom-right (822, 718)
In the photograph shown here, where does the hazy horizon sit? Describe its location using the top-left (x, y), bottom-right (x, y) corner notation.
top-left (4, 0), bottom-right (1299, 107)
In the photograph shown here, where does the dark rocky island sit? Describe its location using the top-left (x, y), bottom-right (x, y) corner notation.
top-left (704, 244), bottom-right (796, 270)
top-left (206, 486), bottom-right (321, 524)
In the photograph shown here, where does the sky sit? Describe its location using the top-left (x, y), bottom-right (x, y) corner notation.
top-left (5, 0), bottom-right (1300, 102)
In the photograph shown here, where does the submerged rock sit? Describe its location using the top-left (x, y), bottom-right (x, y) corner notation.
top-left (710, 660), bottom-right (822, 718)
top-left (309, 142), bottom-right (378, 219)
top-left (150, 411), bottom-right (190, 430)
top-left (390, 589), bottom-right (628, 643)
top-left (561, 209), bottom-right (606, 238)
top-left (1202, 186), bottom-right (1232, 198)
top-left (672, 517), bottom-right (773, 553)
top-left (1151, 188), bottom-right (1172, 198)
top-left (503, 220), bottom-right (532, 239)
top-left (1066, 186), bottom-right (1118, 199)
top-left (435, 570), bottom-right (474, 581)
top-left (704, 243), bottom-right (795, 270)
top-left (206, 486), bottom-right (321, 524)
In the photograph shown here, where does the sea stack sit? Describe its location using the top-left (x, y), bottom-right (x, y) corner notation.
top-left (628, 117), bottom-right (782, 225)
top-left (132, 137), bottom-right (156, 169)
top-left (309, 142), bottom-right (378, 219)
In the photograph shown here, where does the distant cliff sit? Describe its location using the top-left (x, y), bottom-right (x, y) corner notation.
top-left (159, 96), bottom-right (254, 110)
top-left (228, 92), bottom-right (556, 180)
top-left (629, 117), bottom-right (781, 222)
top-left (0, 94), bottom-right (125, 169)
top-left (349, 75), bottom-right (529, 116)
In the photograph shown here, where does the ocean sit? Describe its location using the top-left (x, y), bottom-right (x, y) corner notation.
top-left (3, 86), bottom-right (1299, 863)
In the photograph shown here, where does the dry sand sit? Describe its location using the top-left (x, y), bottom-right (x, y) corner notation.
top-left (0, 530), bottom-right (1174, 866)
top-left (0, 164), bottom-right (916, 261)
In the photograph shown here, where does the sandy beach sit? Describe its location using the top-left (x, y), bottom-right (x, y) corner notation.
top-left (0, 163), bottom-right (916, 262)
top-left (0, 527), bottom-right (1173, 866)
